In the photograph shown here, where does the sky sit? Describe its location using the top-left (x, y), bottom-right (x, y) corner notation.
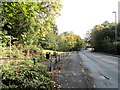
top-left (56, 0), bottom-right (120, 39)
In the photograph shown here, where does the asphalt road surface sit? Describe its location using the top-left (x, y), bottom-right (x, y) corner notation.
top-left (56, 52), bottom-right (88, 89)
top-left (80, 50), bottom-right (119, 89)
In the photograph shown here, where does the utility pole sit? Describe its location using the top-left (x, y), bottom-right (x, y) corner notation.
top-left (112, 11), bottom-right (117, 54)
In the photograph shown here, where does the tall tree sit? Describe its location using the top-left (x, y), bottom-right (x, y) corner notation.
top-left (58, 31), bottom-right (82, 51)
top-left (85, 21), bottom-right (118, 53)
top-left (1, 1), bottom-right (62, 48)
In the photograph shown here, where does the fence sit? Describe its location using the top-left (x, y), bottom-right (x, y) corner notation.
top-left (0, 52), bottom-right (70, 72)
top-left (0, 58), bottom-right (40, 65)
top-left (49, 53), bottom-right (69, 71)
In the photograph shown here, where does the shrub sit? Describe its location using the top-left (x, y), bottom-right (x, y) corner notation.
top-left (1, 61), bottom-right (52, 90)
top-left (1, 45), bottom-right (25, 58)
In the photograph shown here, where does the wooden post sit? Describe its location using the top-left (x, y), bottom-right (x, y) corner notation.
top-left (33, 58), bottom-right (36, 65)
top-left (49, 58), bottom-right (53, 71)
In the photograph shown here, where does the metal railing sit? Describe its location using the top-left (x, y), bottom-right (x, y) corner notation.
top-left (0, 53), bottom-right (70, 72)
top-left (0, 58), bottom-right (40, 65)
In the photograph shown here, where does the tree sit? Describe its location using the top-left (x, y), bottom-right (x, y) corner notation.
top-left (85, 21), bottom-right (118, 54)
top-left (1, 1), bottom-right (62, 49)
top-left (58, 31), bottom-right (82, 51)
top-left (41, 24), bottom-right (59, 50)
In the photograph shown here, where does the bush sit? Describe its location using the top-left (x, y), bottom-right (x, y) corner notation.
top-left (1, 61), bottom-right (52, 90)
top-left (1, 44), bottom-right (43, 58)
top-left (22, 44), bottom-right (43, 58)
top-left (11, 45), bottom-right (25, 58)
top-left (1, 45), bottom-right (25, 58)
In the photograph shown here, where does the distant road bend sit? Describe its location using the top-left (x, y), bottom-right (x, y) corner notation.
top-left (80, 50), bottom-right (119, 89)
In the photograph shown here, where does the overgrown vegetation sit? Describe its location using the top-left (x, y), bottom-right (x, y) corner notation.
top-left (0, 1), bottom-right (83, 90)
top-left (0, 60), bottom-right (52, 90)
top-left (58, 31), bottom-right (83, 52)
top-left (85, 21), bottom-right (120, 55)
top-left (0, 1), bottom-right (83, 58)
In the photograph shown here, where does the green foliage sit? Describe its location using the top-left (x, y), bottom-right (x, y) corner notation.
top-left (1, 1), bottom-right (62, 49)
top-left (58, 31), bottom-right (83, 51)
top-left (1, 61), bottom-right (52, 90)
top-left (11, 45), bottom-right (25, 58)
top-left (43, 50), bottom-right (66, 55)
top-left (1, 45), bottom-right (25, 58)
top-left (43, 30), bottom-right (58, 50)
top-left (1, 1), bottom-right (83, 56)
top-left (85, 21), bottom-right (120, 54)
top-left (0, 41), bottom-right (6, 58)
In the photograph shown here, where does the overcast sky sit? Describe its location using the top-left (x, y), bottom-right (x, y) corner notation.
top-left (56, 0), bottom-right (120, 39)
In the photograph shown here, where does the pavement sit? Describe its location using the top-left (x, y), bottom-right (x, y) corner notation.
top-left (80, 50), bottom-right (119, 89)
top-left (55, 52), bottom-right (88, 89)
top-left (42, 50), bottom-right (119, 90)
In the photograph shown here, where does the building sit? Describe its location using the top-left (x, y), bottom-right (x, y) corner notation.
top-left (118, 1), bottom-right (120, 23)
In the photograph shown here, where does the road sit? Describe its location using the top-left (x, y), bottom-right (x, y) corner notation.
top-left (80, 50), bottom-right (119, 89)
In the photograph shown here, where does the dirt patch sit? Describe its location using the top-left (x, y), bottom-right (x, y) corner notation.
top-left (49, 64), bottom-right (63, 90)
